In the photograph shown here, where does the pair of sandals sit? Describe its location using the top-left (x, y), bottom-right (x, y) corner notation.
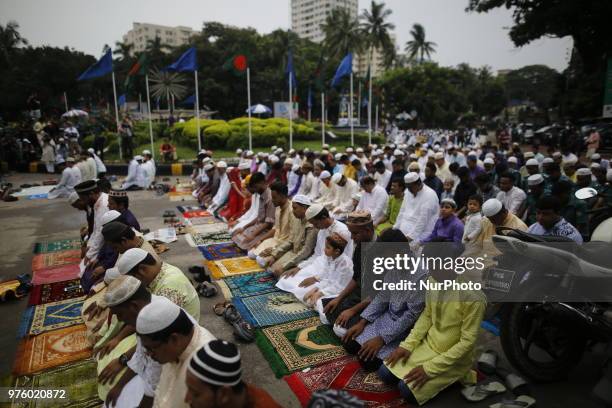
top-left (461, 351), bottom-right (535, 407)
top-left (213, 301), bottom-right (255, 343)
top-left (188, 266), bottom-right (217, 298)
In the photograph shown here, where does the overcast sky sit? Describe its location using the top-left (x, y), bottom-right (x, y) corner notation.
top-left (1, 0), bottom-right (572, 72)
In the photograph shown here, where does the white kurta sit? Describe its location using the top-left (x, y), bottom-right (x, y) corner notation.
top-left (48, 166), bottom-right (80, 199)
top-left (77, 161), bottom-right (95, 181)
top-left (314, 182), bottom-right (337, 210)
top-left (309, 178), bottom-right (322, 201)
top-left (496, 187), bottom-right (527, 215)
top-left (142, 160), bottom-right (156, 187)
top-left (288, 171), bottom-right (300, 195)
top-left (210, 172), bottom-right (230, 208)
top-left (298, 220), bottom-right (353, 270)
top-left (374, 170), bottom-right (392, 189)
top-left (85, 192), bottom-right (109, 263)
top-left (93, 153), bottom-right (107, 174)
top-left (357, 185), bottom-right (389, 224)
top-left (298, 172), bottom-right (316, 197)
top-left (86, 157), bottom-right (98, 177)
top-left (331, 178), bottom-right (359, 213)
top-left (393, 185), bottom-right (440, 242)
top-left (229, 193), bottom-right (260, 233)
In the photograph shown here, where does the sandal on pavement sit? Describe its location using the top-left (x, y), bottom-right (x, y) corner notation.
top-left (462, 382), bottom-right (507, 402)
top-left (478, 350), bottom-right (498, 375)
top-left (489, 395), bottom-right (536, 408)
top-left (213, 301), bottom-right (231, 316)
top-left (223, 304), bottom-right (241, 323)
top-left (196, 282), bottom-right (217, 298)
top-left (232, 319), bottom-right (255, 343)
top-left (504, 373), bottom-right (530, 396)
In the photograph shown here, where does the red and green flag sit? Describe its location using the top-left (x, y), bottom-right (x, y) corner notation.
top-left (124, 53), bottom-right (149, 91)
top-left (223, 54), bottom-right (248, 76)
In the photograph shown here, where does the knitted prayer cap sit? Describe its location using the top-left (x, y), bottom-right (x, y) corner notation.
top-left (346, 210), bottom-right (372, 227)
top-left (188, 340), bottom-right (242, 387)
top-left (109, 189), bottom-right (127, 198)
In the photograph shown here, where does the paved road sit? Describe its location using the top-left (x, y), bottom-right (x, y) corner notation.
top-left (0, 172), bottom-right (605, 408)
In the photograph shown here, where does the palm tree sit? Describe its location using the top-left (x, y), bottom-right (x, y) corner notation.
top-left (148, 67), bottom-right (188, 113)
top-left (405, 23), bottom-right (437, 63)
top-left (0, 21), bottom-right (28, 63)
top-left (321, 8), bottom-right (364, 58)
top-left (146, 36), bottom-right (172, 54)
top-left (113, 41), bottom-right (133, 62)
top-left (360, 1), bottom-right (395, 69)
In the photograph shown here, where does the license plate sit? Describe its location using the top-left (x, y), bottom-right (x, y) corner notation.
top-left (484, 268), bottom-right (516, 293)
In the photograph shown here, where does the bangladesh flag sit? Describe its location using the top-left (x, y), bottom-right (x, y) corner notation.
top-left (124, 53), bottom-right (149, 91)
top-left (223, 54), bottom-right (248, 76)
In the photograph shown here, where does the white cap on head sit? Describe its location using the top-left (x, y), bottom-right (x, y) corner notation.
top-left (330, 147), bottom-right (337, 153)
top-left (434, 152), bottom-right (444, 160)
top-left (202, 157), bottom-right (212, 164)
top-left (136, 296), bottom-right (182, 335)
top-left (563, 157), bottom-right (577, 165)
top-left (485, 153), bottom-right (495, 159)
top-left (346, 147), bottom-right (354, 153)
top-left (322, 143), bottom-right (330, 149)
top-left (56, 157), bottom-right (66, 165)
top-left (275, 148), bottom-right (283, 155)
top-left (271, 145), bottom-right (278, 151)
top-left (103, 275), bottom-right (142, 307)
top-left (116, 248), bottom-right (149, 275)
top-left (351, 192), bottom-right (362, 201)
top-left (142, 150), bottom-right (151, 155)
top-left (393, 149), bottom-right (404, 156)
top-left (104, 267), bottom-right (121, 285)
top-left (524, 152), bottom-right (535, 159)
top-left (238, 162), bottom-right (250, 170)
top-left (246, 150), bottom-right (254, 156)
top-left (269, 155), bottom-right (279, 164)
top-left (321, 149), bottom-right (329, 155)
top-left (68, 192), bottom-right (80, 204)
top-left (591, 153), bottom-right (601, 160)
top-left (576, 168), bottom-right (592, 176)
top-left (334, 153), bottom-right (342, 160)
top-left (292, 194), bottom-right (311, 206)
top-left (526, 158), bottom-right (539, 166)
top-left (134, 155), bottom-right (143, 161)
top-left (552, 152), bottom-right (562, 158)
top-left (284, 158), bottom-right (293, 165)
top-left (304, 148), bottom-right (310, 153)
top-left (87, 148), bottom-right (94, 154)
top-left (216, 161), bottom-right (227, 168)
top-left (236, 148), bottom-right (243, 154)
top-left (319, 170), bottom-right (331, 180)
top-left (482, 198), bottom-right (503, 217)
top-left (484, 158), bottom-right (495, 165)
top-left (288, 149), bottom-right (296, 155)
top-left (542, 157), bottom-right (554, 164)
top-left (507, 156), bottom-right (518, 164)
top-left (204, 163), bottom-right (214, 171)
top-left (305, 204), bottom-right (324, 220)
top-left (408, 162), bottom-right (420, 171)
top-left (291, 164), bottom-right (300, 172)
top-left (590, 162), bottom-right (601, 169)
top-left (331, 173), bottom-right (343, 183)
top-left (404, 172), bottom-right (420, 184)
top-left (356, 147), bottom-right (364, 153)
top-left (102, 210), bottom-right (122, 225)
top-left (409, 153), bottom-right (418, 159)
top-left (527, 174), bottom-right (544, 186)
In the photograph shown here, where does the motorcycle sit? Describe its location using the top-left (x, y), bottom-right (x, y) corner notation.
top-left (483, 187), bottom-right (612, 383)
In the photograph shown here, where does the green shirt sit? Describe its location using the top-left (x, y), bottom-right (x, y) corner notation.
top-left (560, 196), bottom-right (588, 239)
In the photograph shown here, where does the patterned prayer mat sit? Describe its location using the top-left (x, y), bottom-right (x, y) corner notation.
top-left (11, 358), bottom-right (101, 408)
top-left (27, 297), bottom-right (86, 335)
top-left (31, 249), bottom-right (81, 271)
top-left (206, 257), bottom-right (264, 279)
top-left (189, 216), bottom-right (220, 225)
top-left (28, 279), bottom-right (84, 306)
top-left (198, 241), bottom-right (246, 261)
top-left (182, 209), bottom-right (212, 218)
top-left (33, 239), bottom-right (81, 254)
top-left (285, 356), bottom-right (404, 407)
top-left (255, 317), bottom-right (347, 378)
top-left (233, 292), bottom-right (317, 328)
top-left (168, 192), bottom-right (196, 202)
top-left (13, 324), bottom-right (92, 376)
top-left (191, 222), bottom-right (228, 234)
top-left (217, 271), bottom-right (280, 300)
top-left (177, 205), bottom-right (202, 213)
top-left (186, 231), bottom-right (233, 247)
top-left (31, 264), bottom-right (80, 286)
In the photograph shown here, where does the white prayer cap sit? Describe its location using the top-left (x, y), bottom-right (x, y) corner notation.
top-left (393, 149), bottom-right (404, 156)
top-left (236, 148), bottom-right (243, 154)
top-left (202, 157), bottom-right (212, 164)
top-left (56, 157), bottom-right (66, 165)
top-left (524, 152), bottom-right (535, 159)
top-left (482, 198), bottom-right (503, 217)
top-left (527, 174), bottom-right (544, 186)
top-left (563, 157), bottom-right (577, 165)
top-left (576, 168), bottom-right (592, 176)
top-left (284, 158), bottom-right (293, 165)
top-left (292, 164), bottom-right (300, 172)
top-left (422, 143), bottom-right (428, 148)
top-left (66, 156), bottom-right (76, 163)
top-left (271, 145), bottom-right (278, 151)
top-left (440, 198), bottom-right (457, 208)
top-left (257, 152), bottom-right (265, 158)
top-left (542, 157), bottom-right (554, 164)
top-left (58, 137), bottom-right (64, 142)
top-left (322, 143), bottom-right (330, 149)
top-left (399, 144), bottom-right (407, 150)
top-left (142, 150), bottom-right (151, 155)
top-left (447, 143), bottom-right (455, 149)
top-left (305, 204), bottom-right (325, 220)
top-left (246, 150), bottom-right (254, 156)
top-left (404, 172), bottom-right (420, 184)
top-left (552, 151), bottom-right (562, 158)
top-left (87, 148), bottom-right (94, 154)
top-left (331, 173), bottom-right (343, 183)
top-left (275, 148), bottom-right (284, 155)
top-left (68, 192), bottom-right (80, 204)
top-left (103, 275), bottom-right (142, 307)
top-left (198, 149), bottom-right (207, 155)
top-left (238, 162), bottom-right (250, 170)
top-left (526, 158), bottom-right (539, 166)
top-left (269, 155), bottom-right (280, 164)
top-left (330, 147), bottom-right (337, 153)
top-left (116, 247), bottom-right (149, 275)
top-left (304, 148), bottom-right (311, 153)
top-left (434, 152), bottom-right (444, 160)
top-left (590, 162), bottom-right (601, 169)
top-left (288, 149), bottom-right (296, 155)
top-left (591, 153), bottom-right (601, 160)
top-left (351, 192), bottom-right (362, 201)
top-left (136, 296), bottom-right (182, 335)
top-left (134, 155), bottom-right (143, 161)
top-left (204, 163), bottom-right (215, 171)
top-left (356, 147), bottom-right (364, 153)
top-left (484, 158), bottom-right (495, 165)
top-left (292, 194), bottom-right (311, 206)
top-left (485, 153), bottom-right (495, 159)
top-left (607, 169), bottom-right (612, 182)
top-left (334, 153), bottom-right (342, 160)
top-left (346, 147), bottom-right (354, 153)
top-left (216, 161), bottom-right (228, 168)
top-left (319, 170), bottom-right (331, 180)
top-left (409, 153), bottom-right (418, 159)
top-left (102, 210), bottom-right (122, 226)
top-left (433, 146), bottom-right (440, 152)
top-left (408, 162), bottom-right (420, 171)
top-left (321, 149), bottom-right (329, 155)
top-left (507, 156), bottom-right (518, 164)
top-left (104, 267), bottom-right (121, 285)
top-left (376, 149), bottom-right (384, 155)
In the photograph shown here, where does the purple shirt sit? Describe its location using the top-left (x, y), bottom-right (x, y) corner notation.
top-left (469, 165), bottom-right (485, 180)
top-left (422, 214), bottom-right (464, 243)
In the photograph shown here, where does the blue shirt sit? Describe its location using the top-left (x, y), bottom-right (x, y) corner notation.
top-left (527, 217), bottom-right (583, 243)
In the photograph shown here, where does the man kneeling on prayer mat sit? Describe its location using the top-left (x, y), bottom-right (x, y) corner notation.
top-left (248, 181), bottom-right (293, 259)
top-left (378, 244), bottom-right (486, 406)
top-left (231, 172), bottom-right (275, 251)
top-left (102, 275), bottom-right (162, 408)
top-left (137, 296), bottom-right (215, 408)
top-left (185, 340), bottom-right (281, 408)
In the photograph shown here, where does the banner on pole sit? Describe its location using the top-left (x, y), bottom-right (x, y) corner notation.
top-left (603, 57), bottom-right (612, 118)
top-left (274, 102), bottom-right (298, 119)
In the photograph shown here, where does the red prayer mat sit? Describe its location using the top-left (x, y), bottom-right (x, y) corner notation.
top-left (285, 356), bottom-right (405, 407)
top-left (32, 264), bottom-right (80, 285)
top-left (31, 249), bottom-right (81, 271)
top-left (28, 279), bottom-right (84, 306)
top-left (183, 209), bottom-right (212, 218)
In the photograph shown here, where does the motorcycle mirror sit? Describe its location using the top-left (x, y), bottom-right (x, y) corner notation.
top-left (575, 187), bottom-right (598, 200)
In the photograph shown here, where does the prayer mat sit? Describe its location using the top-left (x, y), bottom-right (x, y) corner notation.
top-left (17, 307), bottom-right (35, 339)
top-left (185, 232), bottom-right (233, 247)
top-left (206, 257), bottom-right (264, 279)
top-left (255, 317), bottom-right (347, 378)
top-left (285, 356), bottom-right (404, 407)
top-left (177, 205), bottom-right (202, 213)
top-left (191, 222), bottom-right (227, 234)
top-left (31, 249), bottom-right (81, 271)
top-left (33, 239), bottom-right (81, 254)
top-left (232, 292), bottom-right (317, 328)
top-left (182, 209), bottom-right (212, 218)
top-left (217, 271), bottom-right (280, 300)
top-left (168, 192), bottom-right (196, 202)
top-left (198, 241), bottom-right (245, 261)
top-left (28, 297), bottom-right (86, 335)
top-left (31, 264), bottom-right (80, 286)
top-left (13, 324), bottom-right (92, 376)
top-left (12, 358), bottom-right (101, 408)
top-left (188, 216), bottom-right (220, 225)
top-left (28, 279), bottom-right (83, 306)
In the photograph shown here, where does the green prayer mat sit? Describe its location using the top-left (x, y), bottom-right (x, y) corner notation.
top-left (255, 317), bottom-right (347, 378)
top-left (33, 239), bottom-right (81, 254)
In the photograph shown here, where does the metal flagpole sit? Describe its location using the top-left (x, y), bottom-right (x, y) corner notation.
top-left (145, 74), bottom-right (155, 160)
top-left (289, 75), bottom-right (293, 150)
top-left (349, 72), bottom-right (354, 146)
top-left (358, 81), bottom-right (361, 125)
top-left (368, 66), bottom-right (373, 145)
top-left (321, 92), bottom-right (325, 147)
top-left (63, 91), bottom-right (69, 111)
top-left (139, 93), bottom-right (143, 115)
top-left (111, 72), bottom-right (122, 160)
top-left (375, 104), bottom-right (379, 134)
top-left (247, 67), bottom-right (253, 151)
top-left (194, 70), bottom-right (201, 151)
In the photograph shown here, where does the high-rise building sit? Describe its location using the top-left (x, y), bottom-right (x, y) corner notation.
top-left (291, 0), bottom-right (358, 44)
top-left (122, 23), bottom-right (196, 56)
top-left (354, 34), bottom-right (397, 78)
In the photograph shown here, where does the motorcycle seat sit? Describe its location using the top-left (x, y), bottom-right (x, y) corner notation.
top-left (573, 242), bottom-right (612, 269)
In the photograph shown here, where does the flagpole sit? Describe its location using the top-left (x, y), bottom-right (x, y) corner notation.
top-left (289, 75), bottom-right (293, 150)
top-left (358, 81), bottom-right (361, 125)
top-left (139, 93), bottom-right (143, 115)
top-left (375, 104), bottom-right (379, 134)
top-left (349, 72), bottom-right (354, 146)
top-left (145, 74), bottom-right (155, 160)
top-left (63, 91), bottom-right (69, 111)
top-left (111, 71), bottom-right (122, 160)
top-left (321, 92), bottom-right (325, 147)
top-left (194, 70), bottom-right (201, 152)
top-left (246, 67), bottom-right (253, 151)
top-left (368, 66), bottom-right (373, 145)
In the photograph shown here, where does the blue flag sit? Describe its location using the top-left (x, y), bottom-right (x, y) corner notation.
top-left (77, 49), bottom-right (113, 81)
top-left (118, 94), bottom-right (126, 106)
top-left (331, 53), bottom-right (353, 88)
top-left (180, 94), bottom-right (195, 106)
top-left (286, 50), bottom-right (297, 88)
top-left (307, 86), bottom-right (313, 109)
top-left (165, 47), bottom-right (198, 72)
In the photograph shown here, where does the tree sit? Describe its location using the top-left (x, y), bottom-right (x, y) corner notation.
top-left (360, 1), bottom-right (395, 70)
top-left (0, 21), bottom-right (28, 63)
top-left (405, 23), bottom-right (437, 63)
top-left (504, 65), bottom-right (561, 110)
top-left (113, 41), bottom-right (133, 62)
top-left (146, 36), bottom-right (172, 67)
top-left (321, 8), bottom-right (364, 58)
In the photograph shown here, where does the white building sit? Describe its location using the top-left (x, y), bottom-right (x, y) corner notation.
top-left (291, 0), bottom-right (358, 44)
top-left (122, 23), bottom-right (196, 55)
top-left (354, 34), bottom-right (397, 78)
